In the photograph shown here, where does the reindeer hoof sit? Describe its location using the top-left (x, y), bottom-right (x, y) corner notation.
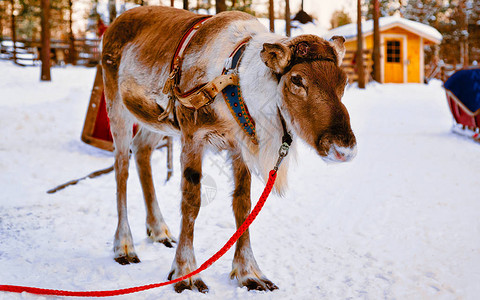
top-left (231, 264), bottom-right (278, 292)
top-left (113, 240), bottom-right (140, 265)
top-left (114, 254), bottom-right (141, 265)
top-left (243, 278), bottom-right (278, 291)
top-left (168, 270), bottom-right (209, 293)
top-left (147, 225), bottom-right (177, 248)
top-left (158, 238), bottom-right (175, 248)
top-left (194, 279), bottom-right (209, 293)
top-left (173, 280), bottom-right (192, 293)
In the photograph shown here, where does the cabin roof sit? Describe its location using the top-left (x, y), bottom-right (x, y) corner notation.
top-left (324, 16), bottom-right (442, 44)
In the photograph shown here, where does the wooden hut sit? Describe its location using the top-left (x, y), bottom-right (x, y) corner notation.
top-left (325, 16), bottom-right (443, 83)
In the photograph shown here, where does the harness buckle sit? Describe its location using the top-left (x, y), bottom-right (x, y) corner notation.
top-left (274, 142), bottom-right (290, 171)
top-left (201, 88), bottom-right (215, 105)
top-left (163, 68), bottom-right (179, 95)
top-left (224, 57), bottom-right (233, 70)
top-left (279, 142), bottom-right (290, 157)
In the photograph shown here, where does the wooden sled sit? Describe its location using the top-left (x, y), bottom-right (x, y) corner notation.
top-left (81, 65), bottom-right (174, 179)
top-left (444, 68), bottom-right (480, 143)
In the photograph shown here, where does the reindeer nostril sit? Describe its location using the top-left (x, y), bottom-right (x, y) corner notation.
top-left (333, 145), bottom-right (357, 162)
top-left (333, 148), bottom-right (346, 161)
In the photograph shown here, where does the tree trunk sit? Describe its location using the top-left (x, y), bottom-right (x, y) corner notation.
top-left (216, 0), bottom-right (226, 14)
top-left (460, 42), bottom-right (465, 66)
top-left (67, 0), bottom-right (76, 65)
top-left (108, 0), bottom-right (116, 24)
top-left (183, 0), bottom-right (188, 10)
top-left (10, 0), bottom-right (16, 64)
top-left (40, 0), bottom-right (51, 81)
top-left (285, 0), bottom-right (291, 36)
top-left (464, 40), bottom-right (469, 67)
top-left (0, 2), bottom-right (4, 41)
top-left (356, 0), bottom-right (365, 88)
top-left (460, 0), bottom-right (469, 67)
top-left (269, 0), bottom-right (274, 32)
top-left (372, 0), bottom-right (381, 82)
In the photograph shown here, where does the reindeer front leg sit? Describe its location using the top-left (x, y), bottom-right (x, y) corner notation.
top-left (168, 137), bottom-right (208, 293)
top-left (229, 151), bottom-right (278, 291)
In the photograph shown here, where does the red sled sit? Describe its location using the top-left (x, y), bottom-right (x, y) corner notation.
top-left (81, 65), bottom-right (117, 151)
top-left (443, 68), bottom-right (480, 142)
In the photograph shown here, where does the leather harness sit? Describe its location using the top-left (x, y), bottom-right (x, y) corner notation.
top-left (161, 16), bottom-right (259, 144)
top-left (160, 19), bottom-right (343, 153)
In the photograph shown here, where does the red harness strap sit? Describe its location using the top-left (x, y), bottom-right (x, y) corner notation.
top-left (0, 170), bottom-right (278, 297)
top-left (171, 17), bottom-right (211, 73)
top-left (162, 16), bottom-right (212, 96)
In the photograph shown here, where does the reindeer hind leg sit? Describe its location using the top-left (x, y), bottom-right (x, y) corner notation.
top-left (132, 128), bottom-right (177, 248)
top-left (104, 77), bottom-right (139, 265)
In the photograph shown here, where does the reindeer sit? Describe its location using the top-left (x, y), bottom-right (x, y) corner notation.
top-left (101, 6), bottom-right (357, 293)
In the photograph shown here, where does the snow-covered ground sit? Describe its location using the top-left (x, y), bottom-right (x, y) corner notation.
top-left (0, 60), bottom-right (479, 300)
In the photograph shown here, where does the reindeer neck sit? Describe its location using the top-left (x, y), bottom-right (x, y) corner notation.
top-left (236, 33), bottom-right (294, 194)
top-left (239, 34), bottom-right (285, 146)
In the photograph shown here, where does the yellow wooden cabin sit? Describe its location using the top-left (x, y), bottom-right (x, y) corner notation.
top-left (326, 17), bottom-right (443, 83)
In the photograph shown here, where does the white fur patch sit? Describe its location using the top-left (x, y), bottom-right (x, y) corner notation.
top-left (236, 31), bottom-right (296, 195)
top-left (322, 144), bottom-right (357, 164)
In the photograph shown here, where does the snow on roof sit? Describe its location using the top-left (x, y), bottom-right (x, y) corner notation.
top-left (324, 16), bottom-right (443, 44)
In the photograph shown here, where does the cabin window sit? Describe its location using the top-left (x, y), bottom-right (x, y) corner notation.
top-left (386, 40), bottom-right (401, 63)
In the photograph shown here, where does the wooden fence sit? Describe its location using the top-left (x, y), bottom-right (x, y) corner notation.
top-left (0, 38), bottom-right (101, 66)
top-left (424, 60), bottom-right (469, 82)
top-left (341, 49), bottom-right (373, 84)
top-left (2, 39), bottom-right (375, 84)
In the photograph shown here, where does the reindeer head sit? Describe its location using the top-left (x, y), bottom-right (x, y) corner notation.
top-left (261, 35), bottom-right (357, 163)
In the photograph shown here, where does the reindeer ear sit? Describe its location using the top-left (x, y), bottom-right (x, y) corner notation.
top-left (329, 36), bottom-right (346, 66)
top-left (260, 42), bottom-right (292, 74)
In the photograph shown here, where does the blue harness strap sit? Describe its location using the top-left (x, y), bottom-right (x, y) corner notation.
top-left (222, 41), bottom-right (259, 145)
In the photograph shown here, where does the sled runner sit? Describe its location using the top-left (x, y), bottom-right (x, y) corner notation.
top-left (443, 68), bottom-right (480, 142)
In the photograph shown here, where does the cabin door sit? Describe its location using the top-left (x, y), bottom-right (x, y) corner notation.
top-left (384, 38), bottom-right (405, 83)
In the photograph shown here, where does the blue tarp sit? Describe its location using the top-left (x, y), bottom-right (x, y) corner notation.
top-left (444, 69), bottom-right (480, 113)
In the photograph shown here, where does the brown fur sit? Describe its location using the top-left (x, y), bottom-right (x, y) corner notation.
top-left (281, 60), bottom-right (353, 155)
top-left (102, 5), bottom-right (356, 293)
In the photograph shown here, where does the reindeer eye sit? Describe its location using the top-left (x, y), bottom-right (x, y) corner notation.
top-left (291, 75), bottom-right (303, 87)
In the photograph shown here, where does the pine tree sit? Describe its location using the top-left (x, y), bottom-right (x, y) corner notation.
top-left (435, 0), bottom-right (468, 65)
top-left (365, 0), bottom-right (400, 19)
top-left (285, 0), bottom-right (290, 36)
top-left (108, 0), bottom-right (115, 23)
top-left (330, 9), bottom-right (352, 29)
top-left (357, 0), bottom-right (365, 88)
top-left (8, 0), bottom-right (71, 41)
top-left (400, 0), bottom-right (445, 25)
top-left (268, 0), bottom-right (274, 32)
top-left (40, 0), bottom-right (50, 81)
top-left (229, 0), bottom-right (254, 15)
top-left (216, 0), bottom-right (226, 13)
top-left (466, 0), bottom-right (480, 63)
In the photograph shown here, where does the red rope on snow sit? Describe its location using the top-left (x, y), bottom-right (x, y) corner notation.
top-left (0, 170), bottom-right (278, 297)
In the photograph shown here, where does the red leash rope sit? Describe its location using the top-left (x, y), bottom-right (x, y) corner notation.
top-left (0, 170), bottom-right (278, 297)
